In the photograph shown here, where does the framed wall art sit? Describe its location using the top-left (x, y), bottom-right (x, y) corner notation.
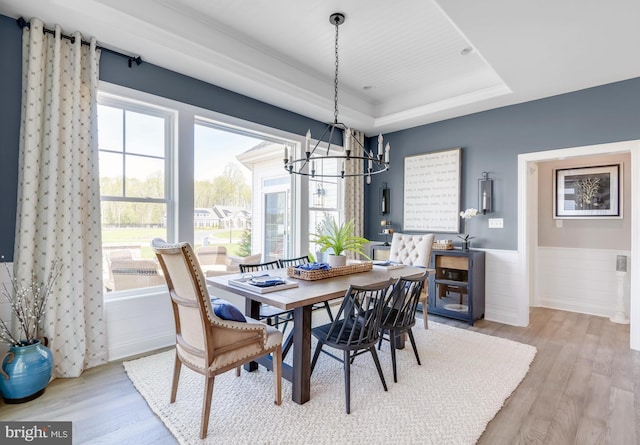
top-left (554, 164), bottom-right (622, 219)
top-left (403, 147), bottom-right (461, 232)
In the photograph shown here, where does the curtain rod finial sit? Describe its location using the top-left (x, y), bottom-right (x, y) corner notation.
top-left (128, 56), bottom-right (143, 68)
top-left (16, 17), bottom-right (29, 29)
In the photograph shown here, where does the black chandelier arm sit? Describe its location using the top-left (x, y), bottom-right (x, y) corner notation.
top-left (286, 155), bottom-right (389, 165)
top-left (285, 168), bottom-right (389, 178)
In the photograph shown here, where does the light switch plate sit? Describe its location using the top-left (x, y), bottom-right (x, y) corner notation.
top-left (488, 218), bottom-right (503, 228)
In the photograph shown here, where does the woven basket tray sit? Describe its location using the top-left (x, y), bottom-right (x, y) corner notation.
top-left (432, 242), bottom-right (454, 250)
top-left (287, 261), bottom-right (373, 281)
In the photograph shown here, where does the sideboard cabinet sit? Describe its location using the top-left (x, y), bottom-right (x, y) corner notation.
top-left (427, 249), bottom-right (485, 325)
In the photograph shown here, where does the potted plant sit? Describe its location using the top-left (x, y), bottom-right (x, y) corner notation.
top-left (311, 217), bottom-right (370, 267)
top-left (458, 208), bottom-right (479, 251)
top-left (0, 261), bottom-right (60, 403)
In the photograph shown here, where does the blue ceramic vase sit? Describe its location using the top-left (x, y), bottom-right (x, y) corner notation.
top-left (0, 340), bottom-right (54, 403)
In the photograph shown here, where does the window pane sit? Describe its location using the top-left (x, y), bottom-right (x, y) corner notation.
top-left (99, 152), bottom-right (124, 197)
top-left (309, 210), bottom-right (339, 258)
top-left (125, 111), bottom-right (165, 157)
top-left (310, 178), bottom-right (338, 209)
top-left (97, 105), bottom-right (123, 152)
top-left (194, 122), bottom-right (256, 255)
top-left (125, 155), bottom-right (165, 199)
top-left (265, 191), bottom-right (287, 261)
top-left (101, 201), bottom-right (167, 293)
top-left (309, 158), bottom-right (339, 209)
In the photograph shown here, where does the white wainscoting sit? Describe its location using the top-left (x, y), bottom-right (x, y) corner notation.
top-left (105, 290), bottom-right (175, 361)
top-left (536, 247), bottom-right (631, 318)
top-left (481, 249), bottom-right (522, 326)
top-left (103, 285), bottom-right (246, 361)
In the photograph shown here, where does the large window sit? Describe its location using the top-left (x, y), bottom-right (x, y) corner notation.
top-left (97, 83), bottom-right (341, 295)
top-left (98, 94), bottom-right (174, 293)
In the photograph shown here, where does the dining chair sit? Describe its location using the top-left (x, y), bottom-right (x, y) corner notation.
top-left (278, 255), bottom-right (334, 323)
top-left (151, 239), bottom-right (282, 439)
top-left (310, 279), bottom-right (395, 414)
top-left (388, 232), bottom-right (434, 328)
top-left (378, 270), bottom-right (429, 383)
top-left (239, 261), bottom-right (293, 334)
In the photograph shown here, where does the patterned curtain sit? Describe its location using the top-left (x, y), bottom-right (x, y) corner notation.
top-left (14, 19), bottom-right (107, 377)
top-left (343, 130), bottom-right (365, 260)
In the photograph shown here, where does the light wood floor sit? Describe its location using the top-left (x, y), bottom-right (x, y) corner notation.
top-left (1, 307), bottom-right (638, 445)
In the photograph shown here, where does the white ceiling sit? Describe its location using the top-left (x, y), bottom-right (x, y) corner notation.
top-left (1, 0), bottom-right (639, 136)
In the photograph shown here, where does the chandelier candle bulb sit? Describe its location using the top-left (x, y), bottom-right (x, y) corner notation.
top-left (345, 129), bottom-right (350, 152)
top-left (385, 143), bottom-right (390, 164)
top-left (305, 130), bottom-right (311, 156)
top-left (378, 134), bottom-right (383, 157)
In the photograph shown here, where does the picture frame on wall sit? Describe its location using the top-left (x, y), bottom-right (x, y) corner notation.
top-left (554, 164), bottom-right (622, 219)
top-left (403, 147), bottom-right (461, 232)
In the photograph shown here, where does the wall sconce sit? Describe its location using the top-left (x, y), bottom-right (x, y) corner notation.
top-left (381, 183), bottom-right (390, 215)
top-left (478, 172), bottom-right (493, 214)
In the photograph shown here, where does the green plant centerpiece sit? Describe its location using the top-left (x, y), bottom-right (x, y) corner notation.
top-left (311, 218), bottom-right (370, 267)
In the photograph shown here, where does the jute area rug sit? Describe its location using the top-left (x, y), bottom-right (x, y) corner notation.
top-left (124, 322), bottom-right (536, 445)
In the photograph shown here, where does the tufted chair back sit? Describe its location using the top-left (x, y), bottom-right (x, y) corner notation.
top-left (388, 233), bottom-right (435, 267)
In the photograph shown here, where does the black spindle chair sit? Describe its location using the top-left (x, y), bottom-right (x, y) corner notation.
top-left (239, 261), bottom-right (293, 334)
top-left (278, 255), bottom-right (334, 322)
top-left (378, 271), bottom-right (429, 382)
top-left (310, 279), bottom-right (395, 414)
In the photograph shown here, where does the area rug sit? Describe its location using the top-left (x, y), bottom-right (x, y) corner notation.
top-left (124, 323), bottom-right (536, 445)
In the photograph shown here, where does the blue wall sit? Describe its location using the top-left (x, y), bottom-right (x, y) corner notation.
top-left (0, 15), bottom-right (22, 261)
top-left (2, 13), bottom-right (640, 258)
top-left (0, 14), bottom-right (328, 261)
top-left (364, 78), bottom-right (640, 250)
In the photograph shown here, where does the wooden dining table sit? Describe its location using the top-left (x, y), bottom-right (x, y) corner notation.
top-left (207, 264), bottom-right (426, 405)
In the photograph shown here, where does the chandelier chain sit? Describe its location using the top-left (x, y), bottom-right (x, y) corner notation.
top-left (333, 19), bottom-right (340, 125)
top-left (283, 12), bottom-right (390, 180)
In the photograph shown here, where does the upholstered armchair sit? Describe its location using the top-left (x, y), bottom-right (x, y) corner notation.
top-left (388, 232), bottom-right (434, 328)
top-left (152, 239), bottom-right (282, 439)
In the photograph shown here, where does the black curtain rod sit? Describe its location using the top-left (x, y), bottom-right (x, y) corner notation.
top-left (17, 17), bottom-right (142, 68)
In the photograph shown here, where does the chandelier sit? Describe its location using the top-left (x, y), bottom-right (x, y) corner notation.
top-left (284, 12), bottom-right (390, 184)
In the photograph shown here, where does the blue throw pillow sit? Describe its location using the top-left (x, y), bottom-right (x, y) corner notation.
top-left (210, 297), bottom-right (246, 322)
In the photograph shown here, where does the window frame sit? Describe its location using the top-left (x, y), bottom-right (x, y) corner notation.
top-left (97, 81), bottom-right (341, 299)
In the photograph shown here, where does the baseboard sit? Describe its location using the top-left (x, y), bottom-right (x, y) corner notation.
top-left (108, 332), bottom-right (174, 361)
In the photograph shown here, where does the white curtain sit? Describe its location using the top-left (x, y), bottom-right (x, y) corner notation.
top-left (343, 130), bottom-right (365, 260)
top-left (14, 19), bottom-right (107, 377)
